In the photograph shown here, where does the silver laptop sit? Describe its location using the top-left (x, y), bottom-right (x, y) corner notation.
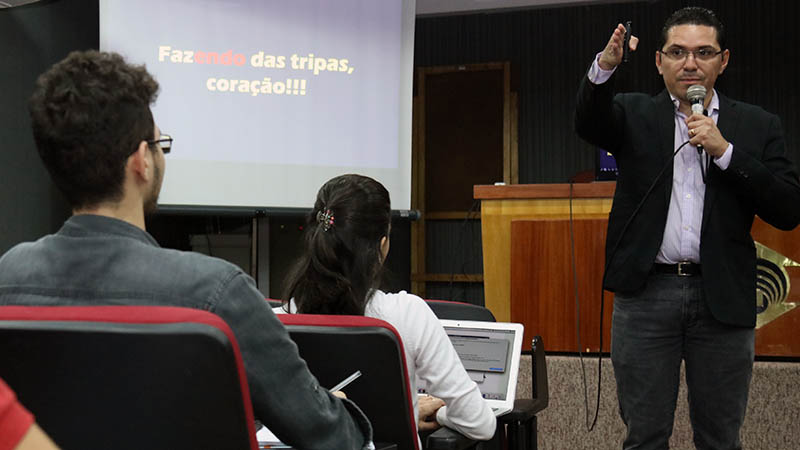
top-left (417, 319), bottom-right (524, 417)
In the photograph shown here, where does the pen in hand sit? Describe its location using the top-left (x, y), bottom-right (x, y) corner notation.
top-left (330, 370), bottom-right (362, 392)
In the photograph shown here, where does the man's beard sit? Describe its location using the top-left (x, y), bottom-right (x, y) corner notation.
top-left (144, 162), bottom-right (162, 214)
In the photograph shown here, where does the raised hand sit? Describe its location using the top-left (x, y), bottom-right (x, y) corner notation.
top-left (599, 23), bottom-right (639, 70)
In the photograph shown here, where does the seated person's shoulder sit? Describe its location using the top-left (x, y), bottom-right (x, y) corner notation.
top-left (367, 290), bottom-right (434, 322)
top-left (154, 245), bottom-right (245, 277)
top-left (370, 289), bottom-right (426, 307)
top-left (272, 301), bottom-right (290, 314)
top-left (138, 246), bottom-right (261, 304)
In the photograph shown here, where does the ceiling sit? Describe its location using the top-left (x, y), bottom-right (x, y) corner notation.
top-left (415, 0), bottom-right (627, 16)
top-left (1, 0), bottom-right (628, 13)
top-left (0, 0), bottom-right (39, 7)
top-left (0, 0), bottom-right (630, 12)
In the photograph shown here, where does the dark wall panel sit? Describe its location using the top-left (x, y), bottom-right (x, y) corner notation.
top-left (415, 0), bottom-right (800, 184)
top-left (426, 282), bottom-right (485, 306)
top-left (426, 220), bottom-right (483, 275)
top-left (0, 0), bottom-right (98, 253)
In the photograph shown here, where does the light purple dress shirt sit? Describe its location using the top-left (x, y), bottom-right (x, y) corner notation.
top-left (588, 54), bottom-right (734, 264)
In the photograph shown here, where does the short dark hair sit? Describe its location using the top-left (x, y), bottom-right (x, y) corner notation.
top-left (659, 7), bottom-right (726, 50)
top-left (28, 50), bottom-right (159, 210)
top-left (283, 174), bottom-right (392, 315)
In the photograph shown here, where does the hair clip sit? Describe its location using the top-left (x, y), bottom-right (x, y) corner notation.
top-left (316, 209), bottom-right (335, 231)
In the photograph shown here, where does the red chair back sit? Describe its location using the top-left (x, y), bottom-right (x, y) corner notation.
top-left (278, 314), bottom-right (420, 450)
top-left (0, 306), bottom-right (257, 450)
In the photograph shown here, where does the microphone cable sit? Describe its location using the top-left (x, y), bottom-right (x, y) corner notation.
top-left (577, 138), bottom-right (694, 431)
top-left (568, 179), bottom-right (594, 429)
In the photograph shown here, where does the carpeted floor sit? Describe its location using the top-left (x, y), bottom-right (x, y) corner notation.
top-left (514, 355), bottom-right (800, 449)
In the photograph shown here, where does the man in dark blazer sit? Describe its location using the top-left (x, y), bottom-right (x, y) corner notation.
top-left (575, 7), bottom-right (800, 449)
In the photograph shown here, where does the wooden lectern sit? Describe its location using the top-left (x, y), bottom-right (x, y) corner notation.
top-left (475, 182), bottom-right (800, 356)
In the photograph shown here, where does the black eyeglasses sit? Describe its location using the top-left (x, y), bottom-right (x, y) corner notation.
top-left (659, 47), bottom-right (723, 62)
top-left (147, 134), bottom-right (173, 154)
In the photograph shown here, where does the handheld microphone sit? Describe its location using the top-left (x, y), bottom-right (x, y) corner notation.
top-left (686, 84), bottom-right (707, 153)
top-left (687, 84), bottom-right (707, 116)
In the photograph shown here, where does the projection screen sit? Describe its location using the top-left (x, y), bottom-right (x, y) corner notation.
top-left (100, 0), bottom-right (414, 211)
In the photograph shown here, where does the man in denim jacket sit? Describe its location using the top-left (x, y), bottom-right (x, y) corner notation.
top-left (0, 50), bottom-right (372, 450)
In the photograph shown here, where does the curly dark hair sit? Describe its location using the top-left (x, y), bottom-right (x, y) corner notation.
top-left (28, 50), bottom-right (160, 210)
top-left (282, 174), bottom-right (392, 315)
top-left (659, 7), bottom-right (726, 50)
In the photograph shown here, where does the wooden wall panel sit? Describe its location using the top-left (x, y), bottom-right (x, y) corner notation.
top-left (510, 219), bottom-right (612, 352)
top-left (485, 184), bottom-right (800, 357)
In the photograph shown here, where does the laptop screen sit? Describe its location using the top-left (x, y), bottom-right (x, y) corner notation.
top-left (416, 321), bottom-right (522, 410)
top-left (445, 326), bottom-right (516, 400)
top-left (595, 147), bottom-right (618, 180)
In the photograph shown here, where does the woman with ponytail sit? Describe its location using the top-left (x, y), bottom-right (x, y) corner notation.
top-left (277, 174), bottom-right (496, 443)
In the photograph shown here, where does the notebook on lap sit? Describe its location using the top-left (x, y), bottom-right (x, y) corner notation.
top-left (417, 319), bottom-right (524, 417)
